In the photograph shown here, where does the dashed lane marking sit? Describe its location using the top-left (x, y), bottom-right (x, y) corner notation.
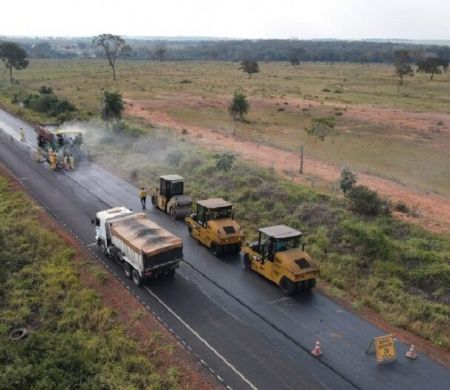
top-left (144, 286), bottom-right (258, 390)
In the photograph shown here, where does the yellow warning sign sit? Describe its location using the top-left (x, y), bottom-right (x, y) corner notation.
top-left (374, 334), bottom-right (397, 363)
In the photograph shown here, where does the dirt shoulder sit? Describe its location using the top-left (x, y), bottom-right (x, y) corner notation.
top-left (126, 98), bottom-right (450, 235)
top-left (0, 163), bottom-right (218, 390)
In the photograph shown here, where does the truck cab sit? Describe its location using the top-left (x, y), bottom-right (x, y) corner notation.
top-left (242, 225), bottom-right (319, 295)
top-left (151, 175), bottom-right (192, 219)
top-left (94, 206), bottom-right (132, 253)
top-left (185, 198), bottom-right (244, 256)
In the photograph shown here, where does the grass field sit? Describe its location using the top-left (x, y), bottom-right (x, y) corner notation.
top-left (1, 59), bottom-right (449, 196)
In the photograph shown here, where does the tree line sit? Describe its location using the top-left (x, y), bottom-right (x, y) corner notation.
top-left (2, 36), bottom-right (450, 64)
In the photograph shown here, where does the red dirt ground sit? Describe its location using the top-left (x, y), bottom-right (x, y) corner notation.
top-left (125, 97), bottom-right (450, 235)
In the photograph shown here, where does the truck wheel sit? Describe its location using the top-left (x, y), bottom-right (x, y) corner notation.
top-left (244, 254), bottom-right (252, 270)
top-left (188, 224), bottom-right (193, 236)
top-left (123, 262), bottom-right (132, 279)
top-left (132, 269), bottom-right (143, 287)
top-left (307, 278), bottom-right (316, 289)
top-left (169, 207), bottom-right (177, 219)
top-left (279, 277), bottom-right (297, 296)
top-left (210, 242), bottom-right (221, 257)
top-left (98, 241), bottom-right (107, 256)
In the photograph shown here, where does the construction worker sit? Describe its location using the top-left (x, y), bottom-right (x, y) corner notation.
top-left (35, 148), bottom-right (42, 163)
top-left (49, 151), bottom-right (57, 171)
top-left (19, 128), bottom-right (25, 142)
top-left (63, 154), bottom-right (69, 170)
top-left (140, 187), bottom-right (147, 210)
top-left (69, 154), bottom-right (75, 170)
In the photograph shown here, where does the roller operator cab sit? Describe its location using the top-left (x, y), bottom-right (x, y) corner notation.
top-left (93, 207), bottom-right (182, 286)
top-left (185, 198), bottom-right (244, 256)
top-left (242, 225), bottom-right (320, 296)
top-left (151, 175), bottom-right (192, 219)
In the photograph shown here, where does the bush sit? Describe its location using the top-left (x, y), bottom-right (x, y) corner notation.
top-left (395, 200), bottom-right (409, 213)
top-left (39, 86), bottom-right (53, 94)
top-left (339, 168), bottom-right (357, 193)
top-left (346, 185), bottom-right (383, 216)
top-left (23, 93), bottom-right (76, 117)
top-left (215, 152), bottom-right (236, 173)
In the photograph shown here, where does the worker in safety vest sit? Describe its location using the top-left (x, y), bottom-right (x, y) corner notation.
top-left (35, 149), bottom-right (42, 163)
top-left (19, 128), bottom-right (25, 142)
top-left (50, 151), bottom-right (57, 171)
top-left (69, 154), bottom-right (75, 170)
top-left (139, 187), bottom-right (147, 209)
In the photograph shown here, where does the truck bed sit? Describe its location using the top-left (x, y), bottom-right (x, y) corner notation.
top-left (110, 213), bottom-right (182, 256)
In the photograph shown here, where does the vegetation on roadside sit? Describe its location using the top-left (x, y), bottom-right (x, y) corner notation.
top-left (0, 176), bottom-right (180, 388)
top-left (86, 128), bottom-right (450, 349)
top-left (1, 60), bottom-right (448, 195)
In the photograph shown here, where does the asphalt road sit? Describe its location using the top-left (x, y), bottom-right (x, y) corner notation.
top-left (1, 109), bottom-right (449, 390)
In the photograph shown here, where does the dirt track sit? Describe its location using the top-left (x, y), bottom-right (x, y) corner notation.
top-left (126, 99), bottom-right (450, 234)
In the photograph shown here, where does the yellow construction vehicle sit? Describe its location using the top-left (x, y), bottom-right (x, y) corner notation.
top-left (151, 175), bottom-right (192, 219)
top-left (185, 198), bottom-right (244, 256)
top-left (242, 225), bottom-right (319, 296)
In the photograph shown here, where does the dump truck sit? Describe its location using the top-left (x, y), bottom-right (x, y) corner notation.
top-left (93, 207), bottom-right (182, 286)
top-left (185, 198), bottom-right (244, 256)
top-left (242, 225), bottom-right (319, 296)
top-left (151, 175), bottom-right (192, 219)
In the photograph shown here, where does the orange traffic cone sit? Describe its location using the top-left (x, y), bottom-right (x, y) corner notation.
top-left (406, 344), bottom-right (417, 360)
top-left (311, 339), bottom-right (322, 357)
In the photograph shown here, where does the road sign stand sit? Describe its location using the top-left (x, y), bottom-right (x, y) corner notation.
top-left (366, 334), bottom-right (397, 364)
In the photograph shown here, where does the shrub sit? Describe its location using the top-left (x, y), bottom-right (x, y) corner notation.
top-left (39, 86), bottom-right (53, 94)
top-left (23, 93), bottom-right (76, 117)
top-left (346, 185), bottom-right (383, 216)
top-left (339, 168), bottom-right (357, 193)
top-left (215, 152), bottom-right (236, 173)
top-left (395, 200), bottom-right (409, 213)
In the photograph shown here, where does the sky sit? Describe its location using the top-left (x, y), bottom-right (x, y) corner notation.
top-left (1, 0), bottom-right (449, 40)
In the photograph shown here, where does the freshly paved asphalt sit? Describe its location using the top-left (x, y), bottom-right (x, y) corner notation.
top-left (1, 109), bottom-right (449, 390)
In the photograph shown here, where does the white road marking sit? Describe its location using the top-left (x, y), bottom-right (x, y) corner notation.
top-left (144, 286), bottom-right (258, 390)
top-left (86, 242), bottom-right (97, 247)
top-left (268, 297), bottom-right (292, 304)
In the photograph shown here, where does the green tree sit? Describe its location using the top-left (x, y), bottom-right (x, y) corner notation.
top-left (300, 117), bottom-right (337, 174)
top-left (100, 91), bottom-right (124, 128)
top-left (417, 57), bottom-right (449, 80)
top-left (93, 34), bottom-right (130, 80)
top-left (216, 153), bottom-right (236, 173)
top-left (154, 44), bottom-right (168, 61)
top-left (239, 60), bottom-right (259, 78)
top-left (289, 48), bottom-right (304, 65)
top-left (228, 91), bottom-right (250, 136)
top-left (393, 50), bottom-right (413, 85)
top-left (339, 168), bottom-right (357, 193)
top-left (0, 41), bottom-right (29, 84)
